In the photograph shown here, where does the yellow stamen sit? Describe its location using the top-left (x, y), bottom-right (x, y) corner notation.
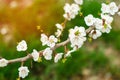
top-left (37, 26), bottom-right (41, 30)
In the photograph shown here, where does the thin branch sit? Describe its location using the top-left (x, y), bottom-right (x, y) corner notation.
top-left (8, 54), bottom-right (32, 64)
top-left (52, 38), bottom-right (70, 50)
top-left (8, 26), bottom-right (95, 64)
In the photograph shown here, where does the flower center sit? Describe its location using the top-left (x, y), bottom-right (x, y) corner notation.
top-left (75, 30), bottom-right (80, 36)
top-left (49, 39), bottom-right (54, 43)
top-left (104, 24), bottom-right (107, 29)
top-left (21, 69), bottom-right (26, 74)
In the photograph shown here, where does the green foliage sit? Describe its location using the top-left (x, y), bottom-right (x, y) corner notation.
top-left (0, 0), bottom-right (120, 80)
top-left (102, 30), bottom-right (120, 49)
top-left (56, 48), bottom-right (109, 78)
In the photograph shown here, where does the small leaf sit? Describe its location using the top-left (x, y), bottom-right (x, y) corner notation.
top-left (62, 58), bottom-right (67, 63)
top-left (88, 37), bottom-right (92, 42)
top-left (16, 77), bottom-right (20, 80)
top-left (58, 39), bottom-right (61, 42)
top-left (37, 57), bottom-right (42, 63)
top-left (79, 12), bottom-right (83, 17)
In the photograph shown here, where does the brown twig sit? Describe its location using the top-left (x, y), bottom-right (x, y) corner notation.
top-left (7, 26), bottom-right (94, 64)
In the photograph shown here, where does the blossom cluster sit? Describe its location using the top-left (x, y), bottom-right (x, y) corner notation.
top-left (63, 0), bottom-right (83, 20)
top-left (84, 2), bottom-right (119, 40)
top-left (0, 0), bottom-right (120, 79)
top-left (101, 2), bottom-right (118, 15)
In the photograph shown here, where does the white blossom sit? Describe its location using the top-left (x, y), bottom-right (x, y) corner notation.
top-left (101, 2), bottom-right (118, 15)
top-left (47, 35), bottom-right (58, 48)
top-left (101, 3), bottom-right (110, 14)
top-left (101, 24), bottom-right (112, 33)
top-left (84, 14), bottom-right (95, 26)
top-left (17, 40), bottom-right (27, 51)
top-left (63, 3), bottom-right (80, 20)
top-left (55, 23), bottom-right (63, 30)
top-left (69, 26), bottom-right (86, 48)
top-left (0, 58), bottom-right (8, 67)
top-left (100, 14), bottom-right (113, 33)
top-left (18, 66), bottom-right (29, 78)
top-left (89, 30), bottom-right (102, 39)
top-left (64, 3), bottom-right (71, 13)
top-left (74, 0), bottom-right (83, 5)
top-left (43, 48), bottom-right (53, 60)
top-left (55, 29), bottom-right (62, 37)
top-left (31, 49), bottom-right (39, 61)
top-left (71, 3), bottom-right (80, 13)
top-left (109, 2), bottom-right (118, 15)
top-left (94, 18), bottom-right (103, 30)
top-left (54, 53), bottom-right (63, 63)
top-left (41, 34), bottom-right (57, 47)
top-left (101, 14), bottom-right (113, 24)
top-left (55, 23), bottom-right (63, 38)
top-left (40, 34), bottom-right (48, 46)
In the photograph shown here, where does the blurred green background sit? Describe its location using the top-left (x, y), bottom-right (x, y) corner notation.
top-left (0, 0), bottom-right (120, 80)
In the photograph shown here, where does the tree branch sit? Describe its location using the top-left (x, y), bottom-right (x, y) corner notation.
top-left (8, 26), bottom-right (95, 64)
top-left (8, 54), bottom-right (32, 64)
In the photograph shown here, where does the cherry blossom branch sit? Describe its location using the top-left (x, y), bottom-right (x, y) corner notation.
top-left (0, 0), bottom-right (119, 79)
top-left (8, 54), bottom-right (32, 64)
top-left (54, 26), bottom-right (95, 50)
top-left (7, 26), bottom-right (95, 64)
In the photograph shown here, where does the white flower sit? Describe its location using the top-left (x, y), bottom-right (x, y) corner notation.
top-left (54, 53), bottom-right (63, 63)
top-left (71, 3), bottom-right (80, 13)
top-left (47, 35), bottom-right (58, 48)
top-left (69, 26), bottom-right (86, 48)
top-left (41, 34), bottom-right (57, 47)
top-left (55, 23), bottom-right (63, 30)
top-left (101, 3), bottom-right (110, 14)
top-left (100, 14), bottom-right (113, 33)
top-left (55, 29), bottom-right (62, 37)
top-left (94, 18), bottom-right (103, 30)
top-left (31, 49), bottom-right (39, 61)
top-left (109, 2), bottom-right (118, 15)
top-left (17, 40), bottom-right (27, 51)
top-left (89, 30), bottom-right (102, 39)
top-left (41, 34), bottom-right (58, 47)
top-left (101, 14), bottom-right (113, 24)
top-left (64, 3), bottom-right (80, 14)
top-left (84, 14), bottom-right (95, 26)
top-left (63, 3), bottom-right (80, 20)
top-left (43, 48), bottom-right (53, 60)
top-left (0, 58), bottom-right (8, 67)
top-left (40, 34), bottom-right (48, 46)
top-left (69, 26), bottom-right (86, 38)
top-left (70, 36), bottom-right (85, 48)
top-left (101, 2), bottom-right (118, 15)
top-left (101, 24), bottom-right (112, 33)
top-left (64, 3), bottom-right (71, 13)
top-left (55, 23), bottom-right (63, 37)
top-left (74, 0), bottom-right (83, 5)
top-left (18, 66), bottom-right (29, 78)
